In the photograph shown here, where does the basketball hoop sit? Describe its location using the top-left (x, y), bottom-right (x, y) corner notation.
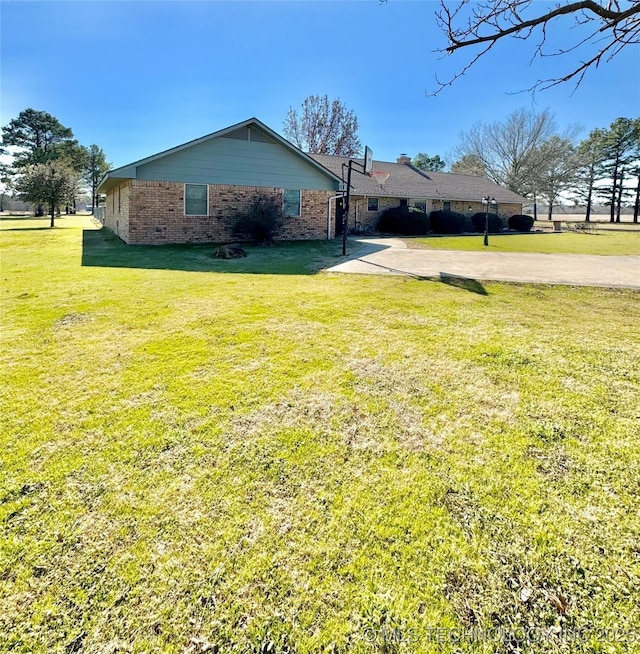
top-left (370, 170), bottom-right (390, 187)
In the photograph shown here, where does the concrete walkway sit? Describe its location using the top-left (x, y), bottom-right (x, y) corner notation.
top-left (327, 238), bottom-right (640, 289)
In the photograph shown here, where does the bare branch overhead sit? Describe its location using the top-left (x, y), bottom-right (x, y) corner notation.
top-left (380, 0), bottom-right (640, 93)
top-left (433, 0), bottom-right (640, 93)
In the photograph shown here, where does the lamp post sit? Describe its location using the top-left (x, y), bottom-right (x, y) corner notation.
top-left (481, 196), bottom-right (497, 246)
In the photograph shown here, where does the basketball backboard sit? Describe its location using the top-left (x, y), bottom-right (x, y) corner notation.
top-left (364, 146), bottom-right (373, 175)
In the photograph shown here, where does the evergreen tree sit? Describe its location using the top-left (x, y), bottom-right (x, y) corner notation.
top-left (16, 160), bottom-right (77, 227)
top-left (2, 109), bottom-right (76, 215)
top-left (531, 137), bottom-right (580, 220)
top-left (2, 108), bottom-right (74, 168)
top-left (600, 118), bottom-right (637, 223)
top-left (575, 128), bottom-right (607, 222)
top-left (81, 145), bottom-right (110, 213)
top-left (450, 154), bottom-right (487, 177)
top-left (412, 153), bottom-right (446, 172)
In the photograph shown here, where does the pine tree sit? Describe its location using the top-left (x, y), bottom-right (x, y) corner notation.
top-left (600, 118), bottom-right (637, 223)
top-left (575, 129), bottom-right (607, 222)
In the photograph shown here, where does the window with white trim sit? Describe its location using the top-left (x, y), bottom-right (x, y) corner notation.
top-left (283, 189), bottom-right (301, 217)
top-left (184, 183), bottom-right (208, 216)
top-left (367, 197), bottom-right (379, 212)
top-left (413, 199), bottom-right (427, 212)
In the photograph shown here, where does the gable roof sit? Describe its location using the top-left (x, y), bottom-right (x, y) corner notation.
top-left (309, 154), bottom-right (527, 204)
top-left (98, 117), bottom-right (342, 193)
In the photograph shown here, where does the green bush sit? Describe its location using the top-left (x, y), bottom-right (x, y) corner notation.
top-left (232, 194), bottom-right (284, 244)
top-left (471, 212), bottom-right (503, 233)
top-left (429, 210), bottom-right (467, 234)
top-left (508, 214), bottom-right (535, 232)
top-left (377, 206), bottom-right (430, 235)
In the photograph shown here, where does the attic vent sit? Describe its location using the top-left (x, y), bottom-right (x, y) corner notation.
top-left (222, 127), bottom-right (249, 140)
top-left (249, 128), bottom-right (276, 144)
top-left (220, 125), bottom-right (276, 144)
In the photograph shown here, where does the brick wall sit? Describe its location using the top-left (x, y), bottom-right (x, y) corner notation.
top-left (104, 180), bottom-right (522, 244)
top-left (354, 197), bottom-right (524, 229)
top-left (430, 199), bottom-right (523, 218)
top-left (352, 196), bottom-right (413, 228)
top-left (103, 182), bottom-right (131, 243)
top-left (123, 180), bottom-right (333, 245)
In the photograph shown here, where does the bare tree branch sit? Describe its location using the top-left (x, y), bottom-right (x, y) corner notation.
top-left (442, 1), bottom-right (640, 52)
top-left (283, 95), bottom-right (361, 158)
top-left (379, 0), bottom-right (640, 94)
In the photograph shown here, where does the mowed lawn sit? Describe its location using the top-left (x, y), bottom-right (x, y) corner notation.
top-left (407, 227), bottom-right (640, 255)
top-left (1, 216), bottom-right (639, 653)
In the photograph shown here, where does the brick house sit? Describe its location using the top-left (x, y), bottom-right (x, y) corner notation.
top-left (97, 118), bottom-right (526, 245)
top-left (97, 118), bottom-right (343, 245)
top-left (309, 154), bottom-right (526, 232)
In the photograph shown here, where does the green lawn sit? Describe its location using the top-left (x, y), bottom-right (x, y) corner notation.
top-left (2, 216), bottom-right (639, 653)
top-left (406, 229), bottom-right (640, 255)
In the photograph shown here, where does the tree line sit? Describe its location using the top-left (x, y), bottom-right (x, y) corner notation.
top-left (448, 110), bottom-right (640, 222)
top-left (1, 109), bottom-right (109, 226)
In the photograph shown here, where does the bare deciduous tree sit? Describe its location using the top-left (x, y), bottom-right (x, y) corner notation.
top-left (530, 137), bottom-right (580, 220)
top-left (432, 0), bottom-right (640, 93)
top-left (283, 95), bottom-right (361, 158)
top-left (453, 108), bottom-right (574, 196)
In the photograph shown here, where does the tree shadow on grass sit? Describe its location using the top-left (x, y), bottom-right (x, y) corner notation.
top-left (439, 273), bottom-right (488, 295)
top-left (1, 226), bottom-right (54, 231)
top-left (81, 227), bottom-right (358, 275)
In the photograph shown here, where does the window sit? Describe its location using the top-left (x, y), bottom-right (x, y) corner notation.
top-left (443, 201), bottom-right (451, 211)
top-left (413, 199), bottom-right (427, 213)
top-left (283, 189), bottom-right (301, 217)
top-left (184, 184), bottom-right (208, 215)
top-left (367, 197), bottom-right (379, 212)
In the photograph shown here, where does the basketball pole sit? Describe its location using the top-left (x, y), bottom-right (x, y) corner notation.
top-left (343, 162), bottom-right (354, 256)
top-left (342, 160), bottom-right (370, 256)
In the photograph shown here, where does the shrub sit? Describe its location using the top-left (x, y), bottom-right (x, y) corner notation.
top-left (471, 212), bottom-right (503, 233)
top-left (429, 210), bottom-right (467, 234)
top-left (377, 206), bottom-right (430, 235)
top-left (508, 214), bottom-right (535, 232)
top-left (232, 194), bottom-right (284, 244)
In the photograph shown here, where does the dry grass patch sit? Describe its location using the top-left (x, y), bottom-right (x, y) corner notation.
top-left (1, 217), bottom-right (639, 653)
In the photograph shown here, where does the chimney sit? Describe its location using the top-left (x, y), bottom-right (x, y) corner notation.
top-left (397, 153), bottom-right (411, 165)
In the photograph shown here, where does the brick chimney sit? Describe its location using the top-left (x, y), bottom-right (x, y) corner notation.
top-left (397, 154), bottom-right (411, 165)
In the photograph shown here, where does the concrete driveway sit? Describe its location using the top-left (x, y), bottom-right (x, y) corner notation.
top-left (327, 238), bottom-right (640, 289)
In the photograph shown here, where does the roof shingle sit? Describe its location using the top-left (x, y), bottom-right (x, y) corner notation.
top-left (309, 154), bottom-right (527, 204)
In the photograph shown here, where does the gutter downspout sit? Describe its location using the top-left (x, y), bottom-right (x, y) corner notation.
top-left (327, 194), bottom-right (343, 240)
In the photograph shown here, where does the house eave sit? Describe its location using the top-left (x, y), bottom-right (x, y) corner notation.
top-left (99, 117), bottom-right (342, 188)
top-left (97, 174), bottom-right (133, 194)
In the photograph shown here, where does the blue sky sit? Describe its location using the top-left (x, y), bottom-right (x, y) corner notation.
top-left (1, 1), bottom-right (638, 169)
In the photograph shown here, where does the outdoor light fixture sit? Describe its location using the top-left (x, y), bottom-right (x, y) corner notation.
top-left (481, 196), bottom-right (497, 246)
